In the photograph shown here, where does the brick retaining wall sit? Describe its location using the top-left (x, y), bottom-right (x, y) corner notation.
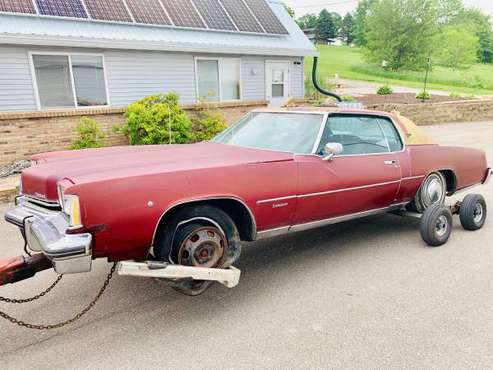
top-left (0, 101), bottom-right (267, 166)
top-left (366, 99), bottom-right (493, 125)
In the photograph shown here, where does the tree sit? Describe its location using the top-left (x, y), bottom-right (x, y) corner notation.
top-left (435, 26), bottom-right (479, 68)
top-left (316, 9), bottom-right (337, 43)
top-left (330, 12), bottom-right (343, 37)
top-left (364, 0), bottom-right (439, 70)
top-left (353, 0), bottom-right (378, 46)
top-left (450, 7), bottom-right (493, 64)
top-left (296, 13), bottom-right (318, 30)
top-left (283, 3), bottom-right (295, 18)
top-left (436, 0), bottom-right (464, 23)
top-left (340, 13), bottom-right (355, 45)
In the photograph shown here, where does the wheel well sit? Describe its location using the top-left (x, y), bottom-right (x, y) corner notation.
top-left (439, 169), bottom-right (457, 195)
top-left (153, 199), bottom-right (256, 245)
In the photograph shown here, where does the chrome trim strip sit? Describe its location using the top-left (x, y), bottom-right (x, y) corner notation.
top-left (311, 112), bottom-right (329, 154)
top-left (402, 175), bottom-right (426, 181)
top-left (257, 195), bottom-right (297, 204)
top-left (151, 196), bottom-right (257, 246)
top-left (24, 195), bottom-right (61, 209)
top-left (256, 202), bottom-right (407, 240)
top-left (257, 180), bottom-right (403, 204)
top-left (297, 180), bottom-right (401, 199)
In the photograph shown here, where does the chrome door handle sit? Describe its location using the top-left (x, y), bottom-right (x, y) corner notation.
top-left (384, 160), bottom-right (397, 165)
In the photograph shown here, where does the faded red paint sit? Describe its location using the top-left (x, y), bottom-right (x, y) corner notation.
top-left (20, 111), bottom-right (489, 263)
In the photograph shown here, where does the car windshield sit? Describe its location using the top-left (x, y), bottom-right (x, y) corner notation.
top-left (212, 112), bottom-right (324, 154)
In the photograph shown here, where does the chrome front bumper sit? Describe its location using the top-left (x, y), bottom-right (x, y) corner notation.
top-left (4, 197), bottom-right (92, 274)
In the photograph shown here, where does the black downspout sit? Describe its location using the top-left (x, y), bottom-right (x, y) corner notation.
top-left (311, 56), bottom-right (342, 102)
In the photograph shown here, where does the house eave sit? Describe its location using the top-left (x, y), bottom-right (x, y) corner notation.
top-left (0, 34), bottom-right (318, 57)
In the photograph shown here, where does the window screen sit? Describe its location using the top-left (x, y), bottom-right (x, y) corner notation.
top-left (32, 54), bottom-right (108, 109)
top-left (196, 58), bottom-right (241, 102)
top-left (71, 56), bottom-right (108, 106)
top-left (33, 55), bottom-right (74, 108)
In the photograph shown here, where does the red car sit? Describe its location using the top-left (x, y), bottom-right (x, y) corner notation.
top-left (3, 108), bottom-right (492, 295)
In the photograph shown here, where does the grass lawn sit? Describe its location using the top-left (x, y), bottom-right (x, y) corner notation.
top-left (305, 45), bottom-right (493, 96)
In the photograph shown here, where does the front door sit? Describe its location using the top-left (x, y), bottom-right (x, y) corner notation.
top-left (265, 61), bottom-right (290, 107)
top-left (293, 114), bottom-right (405, 225)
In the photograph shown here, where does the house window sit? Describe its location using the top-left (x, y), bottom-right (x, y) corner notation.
top-left (196, 58), bottom-right (241, 102)
top-left (32, 54), bottom-right (108, 109)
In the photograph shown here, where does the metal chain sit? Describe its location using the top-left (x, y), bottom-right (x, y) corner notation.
top-left (0, 275), bottom-right (63, 304)
top-left (0, 263), bottom-right (117, 330)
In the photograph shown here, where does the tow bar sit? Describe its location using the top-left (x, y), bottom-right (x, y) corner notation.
top-left (0, 253), bottom-right (52, 287)
top-left (117, 261), bottom-right (241, 288)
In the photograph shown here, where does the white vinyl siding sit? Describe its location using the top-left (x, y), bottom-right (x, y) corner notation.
top-left (0, 46), bottom-right (37, 111)
top-left (0, 45), bottom-right (306, 111)
top-left (104, 50), bottom-right (196, 106)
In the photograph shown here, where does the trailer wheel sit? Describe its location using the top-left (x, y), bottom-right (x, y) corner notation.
top-left (420, 204), bottom-right (453, 247)
top-left (459, 194), bottom-right (487, 231)
top-left (154, 205), bottom-right (241, 296)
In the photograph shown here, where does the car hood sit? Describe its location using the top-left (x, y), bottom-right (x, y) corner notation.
top-left (21, 142), bottom-right (294, 201)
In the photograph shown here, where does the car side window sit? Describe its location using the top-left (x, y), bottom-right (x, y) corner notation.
top-left (317, 115), bottom-right (402, 156)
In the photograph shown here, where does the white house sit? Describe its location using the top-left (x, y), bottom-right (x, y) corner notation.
top-left (0, 0), bottom-right (316, 112)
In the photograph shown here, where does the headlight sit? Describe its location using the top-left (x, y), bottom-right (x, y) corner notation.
top-left (57, 184), bottom-right (82, 228)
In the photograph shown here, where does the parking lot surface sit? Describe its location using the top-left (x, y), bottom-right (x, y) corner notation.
top-left (0, 121), bottom-right (492, 369)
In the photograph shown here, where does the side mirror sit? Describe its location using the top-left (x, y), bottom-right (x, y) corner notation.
top-left (323, 142), bottom-right (343, 161)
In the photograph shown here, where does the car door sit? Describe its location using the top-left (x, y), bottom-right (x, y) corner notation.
top-left (293, 113), bottom-right (404, 225)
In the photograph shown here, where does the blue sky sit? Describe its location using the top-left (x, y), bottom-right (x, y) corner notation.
top-left (286, 0), bottom-right (493, 18)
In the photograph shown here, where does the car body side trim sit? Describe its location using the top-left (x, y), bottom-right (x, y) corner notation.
top-left (256, 202), bottom-right (408, 240)
top-left (258, 180), bottom-right (402, 204)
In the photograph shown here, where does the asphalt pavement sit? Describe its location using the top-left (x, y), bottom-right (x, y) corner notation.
top-left (0, 121), bottom-right (492, 369)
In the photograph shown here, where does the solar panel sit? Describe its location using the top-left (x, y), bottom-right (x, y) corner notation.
top-left (219, 0), bottom-right (263, 33)
top-left (160, 0), bottom-right (205, 28)
top-left (0, 0), bottom-right (37, 14)
top-left (191, 0), bottom-right (235, 31)
top-left (84, 0), bottom-right (133, 22)
top-left (125, 0), bottom-right (171, 25)
top-left (35, 0), bottom-right (87, 18)
top-left (243, 0), bottom-right (288, 34)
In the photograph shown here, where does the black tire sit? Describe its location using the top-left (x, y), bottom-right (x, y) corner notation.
top-left (154, 205), bottom-right (241, 296)
top-left (408, 172), bottom-right (446, 213)
top-left (420, 204), bottom-right (453, 247)
top-left (459, 194), bottom-right (487, 231)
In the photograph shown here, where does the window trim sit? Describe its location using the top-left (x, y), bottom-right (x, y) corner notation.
top-left (29, 51), bottom-right (111, 110)
top-left (194, 56), bottom-right (242, 103)
top-left (314, 113), bottom-right (406, 158)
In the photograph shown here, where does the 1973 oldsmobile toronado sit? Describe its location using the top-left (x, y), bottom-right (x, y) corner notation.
top-left (2, 107), bottom-right (491, 295)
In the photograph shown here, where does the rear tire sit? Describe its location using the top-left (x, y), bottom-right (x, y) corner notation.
top-left (420, 204), bottom-right (452, 247)
top-left (459, 194), bottom-right (487, 231)
top-left (154, 205), bottom-right (241, 296)
top-left (408, 172), bottom-right (446, 213)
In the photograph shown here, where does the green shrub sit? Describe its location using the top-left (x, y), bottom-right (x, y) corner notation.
top-left (191, 108), bottom-right (228, 142)
top-left (121, 93), bottom-right (192, 145)
top-left (416, 91), bottom-right (431, 101)
top-left (341, 95), bottom-right (358, 102)
top-left (70, 116), bottom-right (105, 150)
top-left (376, 84), bottom-right (393, 95)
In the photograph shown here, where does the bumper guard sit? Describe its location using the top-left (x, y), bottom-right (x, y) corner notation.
top-left (4, 197), bottom-right (92, 274)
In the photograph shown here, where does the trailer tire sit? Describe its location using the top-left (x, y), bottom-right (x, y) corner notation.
top-left (420, 204), bottom-right (452, 247)
top-left (459, 194), bottom-right (487, 231)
